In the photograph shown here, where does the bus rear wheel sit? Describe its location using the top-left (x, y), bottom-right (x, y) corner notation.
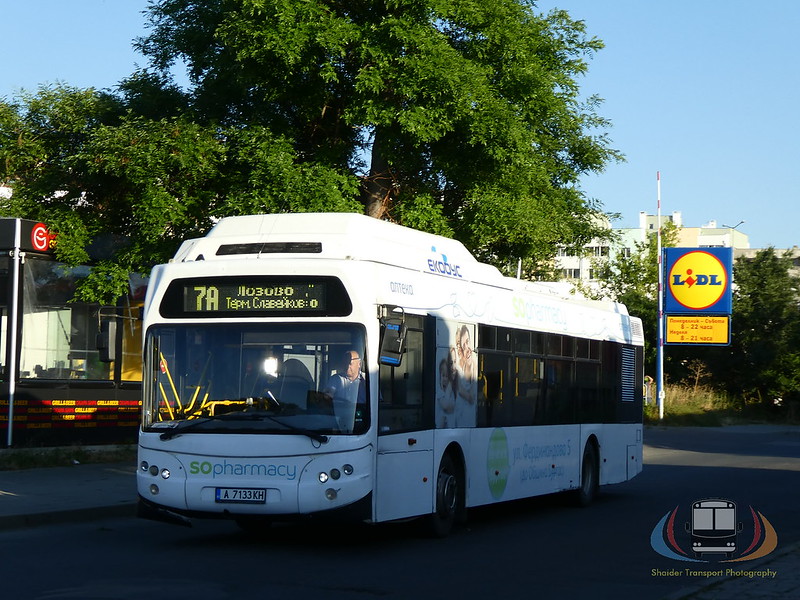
top-left (575, 442), bottom-right (599, 507)
top-left (427, 453), bottom-right (462, 538)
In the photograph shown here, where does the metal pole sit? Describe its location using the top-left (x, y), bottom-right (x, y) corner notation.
top-left (6, 220), bottom-right (22, 447)
top-left (656, 172), bottom-right (665, 420)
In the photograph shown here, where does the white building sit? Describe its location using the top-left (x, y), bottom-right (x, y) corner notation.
top-left (556, 210), bottom-right (751, 284)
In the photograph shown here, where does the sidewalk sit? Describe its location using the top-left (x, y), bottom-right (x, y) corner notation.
top-left (0, 461), bottom-right (137, 530)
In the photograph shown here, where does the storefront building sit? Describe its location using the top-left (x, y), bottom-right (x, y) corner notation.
top-left (0, 219), bottom-right (142, 447)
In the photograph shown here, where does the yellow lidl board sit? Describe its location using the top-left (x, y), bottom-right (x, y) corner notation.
top-left (666, 315), bottom-right (730, 345)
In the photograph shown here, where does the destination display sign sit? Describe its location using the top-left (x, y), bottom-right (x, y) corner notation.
top-left (160, 276), bottom-right (352, 317)
top-left (185, 282), bottom-right (326, 313)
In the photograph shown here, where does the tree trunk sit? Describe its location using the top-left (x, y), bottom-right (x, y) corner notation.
top-left (360, 129), bottom-right (393, 219)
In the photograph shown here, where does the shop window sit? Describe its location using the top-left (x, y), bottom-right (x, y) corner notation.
top-left (20, 258), bottom-right (111, 381)
top-left (120, 274), bottom-right (147, 382)
top-left (0, 257), bottom-right (8, 381)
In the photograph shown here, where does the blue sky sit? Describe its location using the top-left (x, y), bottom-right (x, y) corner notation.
top-left (1, 0), bottom-right (798, 249)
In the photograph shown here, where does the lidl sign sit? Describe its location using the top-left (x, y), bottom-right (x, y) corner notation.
top-left (666, 315), bottom-right (730, 345)
top-left (664, 248), bottom-right (732, 314)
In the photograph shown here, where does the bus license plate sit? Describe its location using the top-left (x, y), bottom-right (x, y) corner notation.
top-left (215, 487), bottom-right (267, 504)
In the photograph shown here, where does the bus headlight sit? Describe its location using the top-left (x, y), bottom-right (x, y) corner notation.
top-left (319, 464), bottom-right (354, 484)
top-left (325, 488), bottom-right (338, 500)
top-left (161, 468), bottom-right (171, 479)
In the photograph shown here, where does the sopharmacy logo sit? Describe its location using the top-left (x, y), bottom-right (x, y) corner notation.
top-left (650, 497), bottom-right (778, 563)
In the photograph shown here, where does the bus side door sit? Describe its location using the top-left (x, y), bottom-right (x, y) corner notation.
top-left (374, 314), bottom-right (435, 521)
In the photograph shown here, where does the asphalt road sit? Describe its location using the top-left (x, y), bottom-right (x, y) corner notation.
top-left (1, 425), bottom-right (798, 600)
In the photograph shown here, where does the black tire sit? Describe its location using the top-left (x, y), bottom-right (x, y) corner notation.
top-left (575, 442), bottom-right (599, 507)
top-left (427, 453), bottom-right (462, 538)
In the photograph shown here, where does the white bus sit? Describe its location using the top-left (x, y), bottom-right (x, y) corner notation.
top-left (136, 213), bottom-right (644, 535)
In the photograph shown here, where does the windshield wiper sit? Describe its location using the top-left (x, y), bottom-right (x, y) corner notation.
top-left (257, 412), bottom-right (329, 444)
top-left (158, 407), bottom-right (329, 444)
top-left (159, 412), bottom-right (263, 441)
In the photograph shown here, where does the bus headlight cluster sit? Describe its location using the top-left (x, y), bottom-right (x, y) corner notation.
top-left (140, 461), bottom-right (171, 480)
top-left (318, 463), bottom-right (354, 484)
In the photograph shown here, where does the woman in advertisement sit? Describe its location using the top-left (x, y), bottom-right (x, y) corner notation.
top-left (436, 322), bottom-right (478, 428)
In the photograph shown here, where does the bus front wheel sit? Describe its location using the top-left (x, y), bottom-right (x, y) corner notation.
top-left (427, 453), bottom-right (462, 537)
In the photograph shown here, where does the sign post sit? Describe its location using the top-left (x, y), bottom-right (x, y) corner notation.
top-left (658, 245), bottom-right (733, 421)
top-left (656, 173), bottom-right (665, 419)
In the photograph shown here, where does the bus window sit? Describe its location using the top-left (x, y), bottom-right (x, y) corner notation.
top-left (576, 361), bottom-right (601, 422)
top-left (142, 323), bottom-right (367, 435)
top-left (478, 353), bottom-right (511, 427)
top-left (514, 356), bottom-right (544, 426)
top-left (543, 359), bottom-right (575, 425)
top-left (378, 315), bottom-right (425, 433)
top-left (513, 330), bottom-right (531, 354)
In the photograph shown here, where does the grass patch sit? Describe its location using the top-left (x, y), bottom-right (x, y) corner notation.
top-left (0, 445), bottom-right (137, 471)
top-left (644, 384), bottom-right (795, 426)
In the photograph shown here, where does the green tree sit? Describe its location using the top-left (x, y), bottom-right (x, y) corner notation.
top-left (587, 221), bottom-right (679, 372)
top-left (2, 1), bottom-right (620, 301)
top-left (0, 85), bottom-right (359, 301)
top-left (137, 0), bottom-right (620, 267)
top-left (707, 249), bottom-right (800, 411)
top-left (0, 85), bottom-right (126, 267)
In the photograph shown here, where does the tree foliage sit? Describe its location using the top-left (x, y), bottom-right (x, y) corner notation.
top-left (137, 0), bottom-right (619, 267)
top-left (592, 236), bottom-right (800, 413)
top-left (707, 249), bottom-right (800, 408)
top-left (584, 221), bottom-right (679, 371)
top-left (0, 85), bottom-right (361, 300)
top-left (1, 0), bottom-right (621, 302)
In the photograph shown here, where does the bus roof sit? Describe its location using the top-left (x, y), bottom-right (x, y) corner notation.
top-left (173, 213), bottom-right (502, 282)
top-left (169, 212), bottom-right (631, 318)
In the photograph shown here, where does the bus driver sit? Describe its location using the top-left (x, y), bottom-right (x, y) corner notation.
top-left (323, 350), bottom-right (366, 433)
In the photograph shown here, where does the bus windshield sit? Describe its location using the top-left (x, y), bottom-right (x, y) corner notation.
top-left (142, 323), bottom-right (368, 436)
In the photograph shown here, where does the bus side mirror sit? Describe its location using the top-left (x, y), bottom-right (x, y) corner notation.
top-left (97, 319), bottom-right (117, 363)
top-left (379, 319), bottom-right (406, 366)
